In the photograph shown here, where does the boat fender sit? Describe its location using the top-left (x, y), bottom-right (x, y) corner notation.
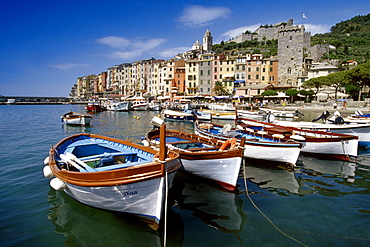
top-left (290, 135), bottom-right (305, 141)
top-left (50, 177), bottom-right (66, 191)
top-left (43, 165), bottom-right (53, 178)
top-left (43, 156), bottom-right (49, 165)
top-left (266, 113), bottom-right (275, 123)
top-left (219, 138), bottom-right (237, 151)
top-left (142, 139), bottom-right (150, 147)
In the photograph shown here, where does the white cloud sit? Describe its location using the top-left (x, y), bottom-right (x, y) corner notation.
top-left (304, 24), bottom-right (331, 34)
top-left (178, 5), bottom-right (232, 27)
top-left (218, 24), bottom-right (261, 42)
top-left (49, 63), bottom-right (90, 70)
top-left (97, 36), bottom-right (166, 60)
top-left (96, 36), bottom-right (131, 48)
top-left (158, 46), bottom-right (191, 58)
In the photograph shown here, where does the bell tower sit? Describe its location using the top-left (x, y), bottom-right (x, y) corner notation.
top-left (203, 29), bottom-right (213, 53)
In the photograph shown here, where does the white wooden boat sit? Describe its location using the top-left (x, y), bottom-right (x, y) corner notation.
top-left (273, 111), bottom-right (370, 148)
top-left (259, 108), bottom-right (303, 118)
top-left (106, 101), bottom-right (132, 111)
top-left (162, 109), bottom-right (196, 121)
top-left (145, 120), bottom-right (243, 191)
top-left (237, 109), bottom-right (266, 119)
top-left (274, 120), bottom-right (370, 148)
top-left (85, 99), bottom-right (105, 112)
top-left (185, 109), bottom-right (212, 120)
top-left (236, 116), bottom-right (358, 161)
top-left (209, 103), bottom-right (235, 111)
top-left (42, 126), bottom-right (181, 229)
top-left (148, 101), bottom-right (162, 111)
top-left (61, 111), bottom-right (92, 126)
top-left (194, 121), bottom-right (302, 167)
top-left (132, 100), bottom-right (149, 111)
top-left (200, 109), bottom-right (236, 120)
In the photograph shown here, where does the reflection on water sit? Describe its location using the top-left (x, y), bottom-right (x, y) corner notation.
top-left (47, 189), bottom-right (184, 247)
top-left (171, 172), bottom-right (246, 239)
top-left (243, 160), bottom-right (300, 194)
top-left (243, 155), bottom-right (370, 198)
top-left (5, 104), bottom-right (368, 246)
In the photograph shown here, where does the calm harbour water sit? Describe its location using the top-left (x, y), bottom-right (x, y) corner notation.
top-left (1, 104), bottom-right (370, 247)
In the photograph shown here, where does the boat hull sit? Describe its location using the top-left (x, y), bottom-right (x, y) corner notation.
top-left (275, 120), bottom-right (370, 148)
top-left (146, 128), bottom-right (243, 191)
top-left (64, 172), bottom-right (176, 225)
top-left (194, 123), bottom-right (301, 166)
top-left (162, 109), bottom-right (196, 121)
top-left (61, 113), bottom-right (92, 126)
top-left (237, 118), bottom-right (358, 161)
top-left (106, 102), bottom-right (132, 111)
top-left (180, 156), bottom-right (242, 191)
top-left (242, 141), bottom-right (301, 165)
top-left (45, 132), bottom-right (181, 228)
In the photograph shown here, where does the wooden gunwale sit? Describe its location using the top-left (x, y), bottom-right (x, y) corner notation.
top-left (196, 120), bottom-right (302, 147)
top-left (146, 128), bottom-right (243, 159)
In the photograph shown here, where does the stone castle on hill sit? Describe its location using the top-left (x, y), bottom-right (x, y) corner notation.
top-left (71, 20), bottom-right (335, 100)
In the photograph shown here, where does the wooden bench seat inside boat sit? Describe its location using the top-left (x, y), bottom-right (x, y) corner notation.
top-left (264, 127), bottom-right (292, 135)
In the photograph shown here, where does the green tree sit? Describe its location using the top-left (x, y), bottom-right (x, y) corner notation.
top-left (344, 61), bottom-right (370, 100)
top-left (299, 89), bottom-right (315, 102)
top-left (302, 76), bottom-right (332, 95)
top-left (213, 81), bottom-right (229, 96)
top-left (326, 71), bottom-right (349, 99)
top-left (285, 88), bottom-right (299, 102)
top-left (261, 90), bottom-right (277, 96)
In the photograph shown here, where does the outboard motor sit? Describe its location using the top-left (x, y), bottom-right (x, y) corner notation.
top-left (333, 116), bottom-right (344, 124)
top-left (355, 110), bottom-right (364, 116)
top-left (312, 110), bottom-right (330, 122)
top-left (294, 109), bottom-right (304, 116)
top-left (266, 113), bottom-right (276, 123)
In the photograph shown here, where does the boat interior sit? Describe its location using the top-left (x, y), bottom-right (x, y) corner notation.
top-left (153, 136), bottom-right (218, 152)
top-left (57, 138), bottom-right (153, 172)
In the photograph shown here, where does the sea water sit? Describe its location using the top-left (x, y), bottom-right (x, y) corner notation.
top-left (1, 105), bottom-right (369, 247)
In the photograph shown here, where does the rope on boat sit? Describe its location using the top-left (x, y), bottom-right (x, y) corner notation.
top-left (341, 140), bottom-right (350, 161)
top-left (242, 159), bottom-right (308, 247)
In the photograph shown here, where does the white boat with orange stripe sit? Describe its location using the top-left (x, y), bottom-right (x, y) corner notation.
top-left (42, 125), bottom-right (181, 230)
top-left (145, 117), bottom-right (243, 191)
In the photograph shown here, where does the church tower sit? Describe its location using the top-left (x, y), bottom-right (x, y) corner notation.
top-left (203, 29), bottom-right (213, 53)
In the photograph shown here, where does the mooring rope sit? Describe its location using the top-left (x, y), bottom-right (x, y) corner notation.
top-left (242, 159), bottom-right (308, 247)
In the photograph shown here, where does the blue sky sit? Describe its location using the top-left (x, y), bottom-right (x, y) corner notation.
top-left (1, 0), bottom-right (369, 97)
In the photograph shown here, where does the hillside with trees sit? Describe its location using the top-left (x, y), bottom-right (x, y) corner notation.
top-left (311, 13), bottom-right (370, 64)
